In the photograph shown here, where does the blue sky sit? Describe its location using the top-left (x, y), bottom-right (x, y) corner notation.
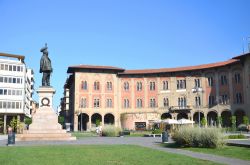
top-left (0, 0), bottom-right (249, 108)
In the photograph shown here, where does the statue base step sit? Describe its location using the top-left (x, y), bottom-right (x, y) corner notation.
top-left (16, 87), bottom-right (76, 141)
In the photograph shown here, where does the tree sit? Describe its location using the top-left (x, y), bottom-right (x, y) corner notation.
top-left (10, 117), bottom-right (23, 133)
top-left (243, 116), bottom-right (249, 125)
top-left (201, 117), bottom-right (207, 127)
top-left (216, 116), bottom-right (222, 127)
top-left (0, 117), bottom-right (3, 129)
top-left (231, 116), bottom-right (236, 132)
top-left (96, 119), bottom-right (101, 126)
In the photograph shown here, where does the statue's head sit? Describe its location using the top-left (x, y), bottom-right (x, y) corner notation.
top-left (40, 43), bottom-right (48, 55)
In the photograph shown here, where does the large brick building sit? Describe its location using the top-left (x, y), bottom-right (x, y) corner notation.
top-left (63, 52), bottom-right (250, 131)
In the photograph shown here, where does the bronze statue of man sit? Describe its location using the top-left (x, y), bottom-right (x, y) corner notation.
top-left (40, 43), bottom-right (53, 86)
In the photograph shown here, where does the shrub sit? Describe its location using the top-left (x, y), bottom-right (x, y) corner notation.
top-left (24, 117), bottom-right (32, 125)
top-left (95, 119), bottom-right (101, 127)
top-left (201, 117), bottom-right (207, 127)
top-left (227, 134), bottom-right (247, 139)
top-left (58, 116), bottom-right (64, 125)
top-left (231, 116), bottom-right (236, 131)
top-left (237, 124), bottom-right (248, 131)
top-left (172, 126), bottom-right (225, 148)
top-left (102, 125), bottom-right (121, 137)
top-left (243, 116), bottom-right (249, 125)
top-left (0, 117), bottom-right (3, 129)
top-left (216, 116), bottom-right (222, 127)
top-left (152, 129), bottom-right (162, 134)
top-left (10, 117), bottom-right (24, 133)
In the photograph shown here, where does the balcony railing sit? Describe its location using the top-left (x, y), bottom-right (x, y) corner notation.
top-left (169, 106), bottom-right (191, 111)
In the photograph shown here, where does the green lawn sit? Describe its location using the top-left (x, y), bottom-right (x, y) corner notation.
top-left (183, 145), bottom-right (250, 161)
top-left (0, 145), bottom-right (221, 165)
top-left (71, 132), bottom-right (98, 138)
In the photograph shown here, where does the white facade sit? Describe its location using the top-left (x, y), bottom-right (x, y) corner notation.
top-left (0, 53), bottom-right (34, 133)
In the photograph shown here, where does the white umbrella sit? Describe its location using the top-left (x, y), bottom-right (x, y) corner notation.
top-left (162, 119), bottom-right (179, 124)
top-left (152, 119), bottom-right (162, 124)
top-left (177, 119), bottom-right (195, 124)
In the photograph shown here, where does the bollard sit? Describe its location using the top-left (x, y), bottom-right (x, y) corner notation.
top-left (7, 127), bottom-right (15, 146)
top-left (162, 131), bottom-right (168, 143)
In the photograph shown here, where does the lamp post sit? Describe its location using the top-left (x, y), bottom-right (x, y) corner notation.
top-left (192, 86), bottom-right (203, 127)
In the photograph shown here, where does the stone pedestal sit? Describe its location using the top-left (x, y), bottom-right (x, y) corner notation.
top-left (16, 87), bottom-right (76, 141)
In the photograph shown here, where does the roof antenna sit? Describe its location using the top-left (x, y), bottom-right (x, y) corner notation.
top-left (248, 37), bottom-right (250, 53)
top-left (242, 37), bottom-right (245, 54)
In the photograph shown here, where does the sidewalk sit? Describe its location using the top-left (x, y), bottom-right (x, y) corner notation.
top-left (0, 135), bottom-right (7, 141)
top-left (0, 137), bottom-right (249, 165)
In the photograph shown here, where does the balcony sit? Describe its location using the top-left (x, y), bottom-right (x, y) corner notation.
top-left (169, 106), bottom-right (191, 112)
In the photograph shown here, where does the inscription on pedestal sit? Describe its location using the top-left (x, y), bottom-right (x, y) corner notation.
top-left (41, 97), bottom-right (50, 107)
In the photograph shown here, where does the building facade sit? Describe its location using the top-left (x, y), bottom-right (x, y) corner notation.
top-left (0, 53), bottom-right (34, 133)
top-left (64, 53), bottom-right (250, 131)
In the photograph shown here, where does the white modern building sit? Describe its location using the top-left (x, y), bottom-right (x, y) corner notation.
top-left (0, 53), bottom-right (34, 133)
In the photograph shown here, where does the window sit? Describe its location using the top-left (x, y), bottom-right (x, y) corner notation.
top-left (124, 82), bottom-right (129, 91)
top-left (236, 93), bottom-right (243, 104)
top-left (13, 78), bottom-right (16, 83)
top-left (208, 95), bottom-right (215, 106)
top-left (178, 97), bottom-right (187, 108)
top-left (194, 79), bottom-right (201, 88)
top-left (13, 66), bottom-right (16, 71)
top-left (94, 81), bottom-right (100, 90)
top-left (107, 82), bottom-right (112, 91)
top-left (17, 66), bottom-right (20, 72)
top-left (150, 98), bottom-right (156, 108)
top-left (8, 89), bottom-right (11, 95)
top-left (0, 64), bottom-right (4, 70)
top-left (220, 94), bottom-right (228, 104)
top-left (208, 77), bottom-right (213, 87)
top-left (195, 96), bottom-right (201, 107)
top-left (0, 89), bottom-right (2, 95)
top-left (0, 77), bottom-right (3, 82)
top-left (162, 81), bottom-right (168, 90)
top-left (136, 99), bottom-right (143, 108)
top-left (9, 65), bottom-right (12, 71)
top-left (17, 78), bottom-right (20, 84)
top-left (124, 99), bottom-right (130, 108)
top-left (3, 102), bottom-right (7, 108)
top-left (15, 102), bottom-right (19, 109)
top-left (136, 82), bottom-right (142, 91)
top-left (149, 82), bottom-right (156, 91)
top-left (7, 102), bottom-right (11, 108)
top-left (106, 99), bottom-right (112, 108)
top-left (94, 98), bottom-right (100, 108)
top-left (234, 73), bottom-right (241, 84)
top-left (82, 81), bottom-right (87, 90)
top-left (11, 102), bottom-right (15, 109)
top-left (220, 75), bottom-right (227, 85)
top-left (3, 89), bottom-right (7, 95)
top-left (8, 77), bottom-right (12, 83)
top-left (5, 64), bottom-right (8, 71)
top-left (177, 80), bottom-right (186, 89)
top-left (80, 98), bottom-right (87, 108)
top-left (163, 98), bottom-right (169, 107)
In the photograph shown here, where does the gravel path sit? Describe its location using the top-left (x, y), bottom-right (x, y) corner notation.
top-left (0, 137), bottom-right (250, 165)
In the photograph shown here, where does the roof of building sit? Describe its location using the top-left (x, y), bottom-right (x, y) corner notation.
top-left (67, 52), bottom-right (250, 76)
top-left (118, 59), bottom-right (239, 75)
top-left (232, 52), bottom-right (250, 59)
top-left (0, 52), bottom-right (25, 61)
top-left (67, 64), bottom-right (125, 73)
